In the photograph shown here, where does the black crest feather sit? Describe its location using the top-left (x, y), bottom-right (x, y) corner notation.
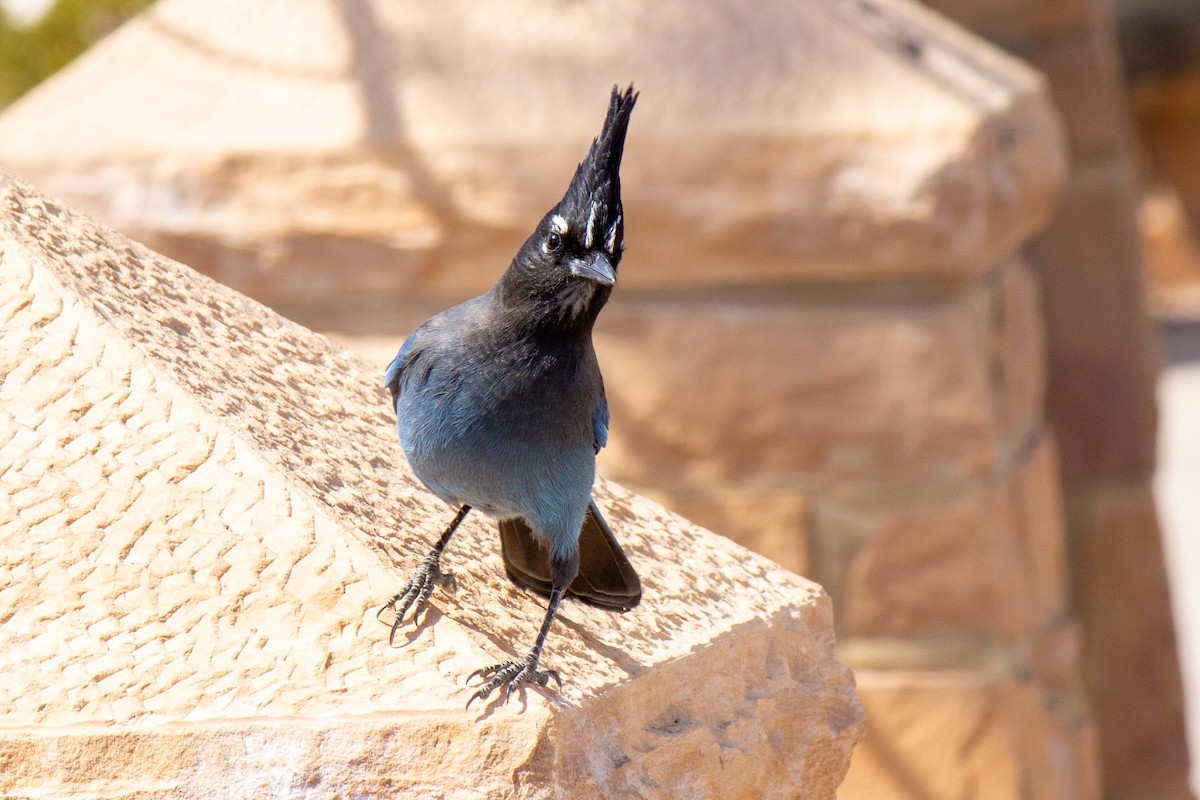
top-left (558, 84), bottom-right (638, 249)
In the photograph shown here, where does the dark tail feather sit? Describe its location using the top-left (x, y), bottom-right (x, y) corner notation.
top-left (498, 499), bottom-right (642, 611)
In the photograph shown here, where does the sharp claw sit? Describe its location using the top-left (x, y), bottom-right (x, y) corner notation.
top-left (462, 657), bottom-right (561, 706)
top-left (375, 596), bottom-right (397, 625)
top-left (379, 555), bottom-right (451, 642)
top-left (467, 664), bottom-right (496, 685)
top-left (389, 608), bottom-right (405, 646)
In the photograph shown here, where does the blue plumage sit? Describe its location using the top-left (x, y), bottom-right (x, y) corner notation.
top-left (379, 86), bottom-right (640, 705)
top-left (391, 294), bottom-right (599, 553)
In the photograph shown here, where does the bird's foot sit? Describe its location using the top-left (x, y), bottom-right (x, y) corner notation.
top-left (466, 652), bottom-right (561, 707)
top-left (377, 553), bottom-right (455, 644)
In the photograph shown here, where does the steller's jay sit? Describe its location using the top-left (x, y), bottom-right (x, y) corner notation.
top-left (379, 85), bottom-right (642, 705)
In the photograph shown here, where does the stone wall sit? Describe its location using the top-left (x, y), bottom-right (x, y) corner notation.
top-left (0, 0), bottom-right (1104, 796)
top-left (920, 0), bottom-right (1191, 796)
top-left (0, 171), bottom-right (865, 798)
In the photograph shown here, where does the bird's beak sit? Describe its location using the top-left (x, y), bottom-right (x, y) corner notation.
top-left (569, 252), bottom-right (616, 286)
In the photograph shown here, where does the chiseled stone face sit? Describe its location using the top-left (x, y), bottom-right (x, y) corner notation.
top-left (0, 173), bottom-right (863, 798)
top-left (592, 258), bottom-right (1044, 491)
top-left (834, 434), bottom-right (1067, 641)
top-left (842, 669), bottom-right (1100, 800)
top-left (0, 0), bottom-right (1065, 321)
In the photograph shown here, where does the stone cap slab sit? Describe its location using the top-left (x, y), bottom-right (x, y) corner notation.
top-left (0, 0), bottom-right (1065, 315)
top-left (0, 172), bottom-right (864, 797)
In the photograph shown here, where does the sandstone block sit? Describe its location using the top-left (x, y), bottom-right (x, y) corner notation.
top-left (0, 0), bottom-right (1065, 323)
top-left (992, 256), bottom-right (1048, 437)
top-left (819, 433), bottom-right (1066, 640)
top-left (921, 0), bottom-right (1091, 37)
top-left (981, 1), bottom-right (1134, 162)
top-left (635, 485), bottom-right (811, 577)
top-left (1028, 615), bottom-right (1085, 691)
top-left (936, 5), bottom-right (1190, 794)
top-left (1067, 484), bottom-right (1192, 800)
top-left (1025, 162), bottom-right (1159, 483)
top-left (839, 668), bottom-right (1099, 800)
top-left (0, 172), bottom-right (864, 798)
top-left (594, 259), bottom-right (1044, 491)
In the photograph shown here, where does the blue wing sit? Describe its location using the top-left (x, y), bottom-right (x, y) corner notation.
top-left (592, 395), bottom-right (609, 454)
top-left (384, 329), bottom-right (422, 403)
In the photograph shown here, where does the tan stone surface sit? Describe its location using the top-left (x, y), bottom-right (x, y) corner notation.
top-left (0, 0), bottom-right (1065, 322)
top-left (1025, 162), bottom-right (1160, 484)
top-left (992, 256), bottom-right (1047, 438)
top-left (827, 432), bottom-right (1066, 640)
top-left (1068, 484), bottom-right (1192, 800)
top-left (921, 0), bottom-right (1091, 36)
top-left (0, 172), bottom-right (864, 798)
top-left (591, 259), bottom-right (1044, 491)
top-left (840, 669), bottom-right (1098, 800)
top-left (640, 486), bottom-right (812, 578)
top-left (937, 2), bottom-right (1191, 795)
top-left (1003, 5), bottom-right (1134, 162)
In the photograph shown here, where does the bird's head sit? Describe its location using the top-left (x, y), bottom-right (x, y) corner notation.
top-left (501, 85), bottom-right (638, 329)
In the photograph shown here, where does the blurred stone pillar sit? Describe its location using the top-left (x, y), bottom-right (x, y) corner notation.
top-left (0, 0), bottom-right (1098, 796)
top-left (920, 0), bottom-right (1192, 797)
top-left (1112, 0), bottom-right (1200, 316)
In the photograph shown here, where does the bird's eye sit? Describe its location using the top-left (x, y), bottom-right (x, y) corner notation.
top-left (545, 232), bottom-right (562, 253)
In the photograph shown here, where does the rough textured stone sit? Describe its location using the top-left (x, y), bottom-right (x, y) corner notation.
top-left (0, 0), bottom-right (1089, 794)
top-left (0, 0), bottom-right (1065, 324)
top-left (638, 486), bottom-right (812, 578)
top-left (840, 669), bottom-right (1099, 800)
top-left (0, 172), bottom-right (864, 798)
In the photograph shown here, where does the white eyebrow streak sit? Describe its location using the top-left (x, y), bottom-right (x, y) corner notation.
top-left (551, 214), bottom-right (569, 234)
top-left (606, 212), bottom-right (622, 254)
top-left (585, 201), bottom-right (600, 248)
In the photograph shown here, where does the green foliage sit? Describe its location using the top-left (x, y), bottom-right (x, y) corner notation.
top-left (0, 0), bottom-right (155, 108)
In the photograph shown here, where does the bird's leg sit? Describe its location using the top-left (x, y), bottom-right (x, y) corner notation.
top-left (467, 585), bottom-right (565, 707)
top-left (466, 547), bottom-right (577, 707)
top-left (378, 505), bottom-right (470, 643)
